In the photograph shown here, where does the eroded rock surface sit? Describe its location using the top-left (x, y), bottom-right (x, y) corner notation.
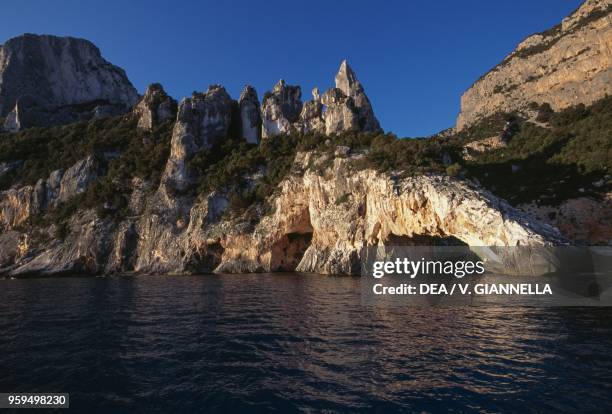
top-left (0, 34), bottom-right (139, 131)
top-left (1, 149), bottom-right (567, 277)
top-left (261, 80), bottom-right (303, 138)
top-left (133, 83), bottom-right (177, 131)
top-left (0, 156), bottom-right (100, 230)
top-left (520, 193), bottom-right (612, 245)
top-left (262, 60), bottom-right (381, 137)
top-left (457, 0), bottom-right (612, 130)
top-left (320, 87), bottom-right (359, 135)
top-left (161, 85), bottom-right (235, 192)
top-left (217, 152), bottom-right (564, 274)
top-left (238, 85), bottom-right (262, 144)
top-left (334, 60), bottom-right (381, 132)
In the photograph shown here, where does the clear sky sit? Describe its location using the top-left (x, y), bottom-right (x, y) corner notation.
top-left (1, 0), bottom-right (583, 137)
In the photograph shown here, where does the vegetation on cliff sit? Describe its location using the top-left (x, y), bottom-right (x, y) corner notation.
top-left (1, 96), bottom-right (609, 226)
top-left (458, 95), bottom-right (611, 204)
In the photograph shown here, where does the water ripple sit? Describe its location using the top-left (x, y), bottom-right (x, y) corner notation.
top-left (1, 274), bottom-right (612, 413)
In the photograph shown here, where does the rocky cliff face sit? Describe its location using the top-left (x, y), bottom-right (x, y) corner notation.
top-left (0, 34), bottom-right (139, 131)
top-left (519, 193), bottom-right (612, 245)
top-left (0, 155), bottom-right (101, 230)
top-left (0, 26), bottom-right (604, 278)
top-left (238, 86), bottom-right (261, 144)
top-left (161, 85), bottom-right (235, 192)
top-left (261, 80), bottom-right (303, 138)
top-left (133, 83), bottom-right (177, 131)
top-left (456, 0), bottom-right (612, 130)
top-left (0, 149), bottom-right (565, 277)
top-left (261, 61), bottom-right (382, 138)
top-left (216, 152), bottom-right (563, 275)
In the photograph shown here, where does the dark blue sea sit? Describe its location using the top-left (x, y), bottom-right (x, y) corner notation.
top-left (1, 274), bottom-right (612, 413)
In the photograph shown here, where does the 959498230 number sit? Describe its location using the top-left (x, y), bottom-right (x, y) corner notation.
top-left (0, 393), bottom-right (69, 408)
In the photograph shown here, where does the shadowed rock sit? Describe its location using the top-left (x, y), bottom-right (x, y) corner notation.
top-left (133, 83), bottom-right (177, 131)
top-left (261, 79), bottom-right (303, 138)
top-left (238, 85), bottom-right (261, 144)
top-left (161, 85), bottom-right (235, 192)
top-left (0, 33), bottom-right (139, 131)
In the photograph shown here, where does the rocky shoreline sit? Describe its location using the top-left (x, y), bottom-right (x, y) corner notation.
top-left (1, 0), bottom-right (610, 277)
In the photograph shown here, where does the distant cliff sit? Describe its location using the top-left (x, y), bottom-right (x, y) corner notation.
top-left (0, 34), bottom-right (139, 131)
top-left (456, 0), bottom-right (611, 130)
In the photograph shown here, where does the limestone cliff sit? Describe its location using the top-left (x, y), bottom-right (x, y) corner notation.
top-left (0, 34), bottom-right (139, 131)
top-left (133, 83), bottom-right (177, 131)
top-left (456, 0), bottom-right (612, 130)
top-left (238, 86), bottom-right (261, 144)
top-left (0, 27), bottom-right (605, 278)
top-left (216, 152), bottom-right (563, 275)
top-left (261, 61), bottom-right (382, 138)
top-left (0, 155), bottom-right (101, 230)
top-left (0, 150), bottom-right (565, 277)
top-left (161, 85), bottom-right (235, 192)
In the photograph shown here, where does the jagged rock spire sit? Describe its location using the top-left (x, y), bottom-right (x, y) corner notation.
top-left (238, 85), bottom-right (261, 144)
top-left (161, 85), bottom-right (235, 192)
top-left (335, 60), bottom-right (361, 96)
top-left (133, 83), bottom-right (177, 131)
top-left (334, 60), bottom-right (381, 132)
top-left (261, 79), bottom-right (303, 138)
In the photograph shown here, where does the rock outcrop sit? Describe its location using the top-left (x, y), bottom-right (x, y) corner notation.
top-left (161, 85), bottom-right (235, 192)
top-left (520, 192), bottom-right (612, 245)
top-left (0, 156), bottom-right (100, 230)
top-left (2, 29), bottom-right (598, 279)
top-left (262, 60), bottom-right (382, 138)
top-left (456, 0), bottom-right (612, 130)
top-left (298, 88), bottom-right (326, 133)
top-left (334, 60), bottom-right (381, 132)
top-left (0, 149), bottom-right (566, 277)
top-left (216, 152), bottom-right (563, 274)
top-left (238, 85), bottom-right (262, 144)
top-left (261, 80), bottom-right (303, 138)
top-left (320, 87), bottom-right (360, 134)
top-left (133, 83), bottom-right (177, 131)
top-left (0, 34), bottom-right (139, 131)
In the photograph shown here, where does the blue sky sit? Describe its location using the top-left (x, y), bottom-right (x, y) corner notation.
top-left (1, 0), bottom-right (583, 136)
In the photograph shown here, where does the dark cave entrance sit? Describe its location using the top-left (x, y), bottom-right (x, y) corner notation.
top-left (270, 208), bottom-right (314, 272)
top-left (270, 232), bottom-right (314, 271)
top-left (185, 241), bottom-right (225, 273)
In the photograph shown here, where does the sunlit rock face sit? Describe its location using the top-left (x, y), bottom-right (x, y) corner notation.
top-left (238, 85), bottom-right (262, 144)
top-left (133, 83), bottom-right (177, 131)
top-left (0, 34), bottom-right (139, 131)
top-left (320, 87), bottom-right (360, 135)
top-left (161, 85), bottom-right (235, 192)
top-left (334, 60), bottom-right (381, 132)
top-left (217, 152), bottom-right (564, 275)
top-left (261, 79), bottom-right (303, 138)
top-left (298, 88), bottom-right (325, 134)
top-left (263, 61), bottom-right (382, 138)
top-left (457, 0), bottom-right (612, 130)
top-left (0, 156), bottom-right (100, 230)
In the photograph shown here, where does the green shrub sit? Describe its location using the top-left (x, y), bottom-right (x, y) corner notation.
top-left (446, 163), bottom-right (462, 177)
top-left (463, 95), bottom-right (612, 204)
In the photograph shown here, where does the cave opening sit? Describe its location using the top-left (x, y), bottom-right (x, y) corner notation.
top-left (270, 231), bottom-right (313, 272)
top-left (185, 241), bottom-right (225, 273)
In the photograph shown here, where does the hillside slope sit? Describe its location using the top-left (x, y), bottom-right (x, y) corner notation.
top-left (456, 0), bottom-right (611, 130)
